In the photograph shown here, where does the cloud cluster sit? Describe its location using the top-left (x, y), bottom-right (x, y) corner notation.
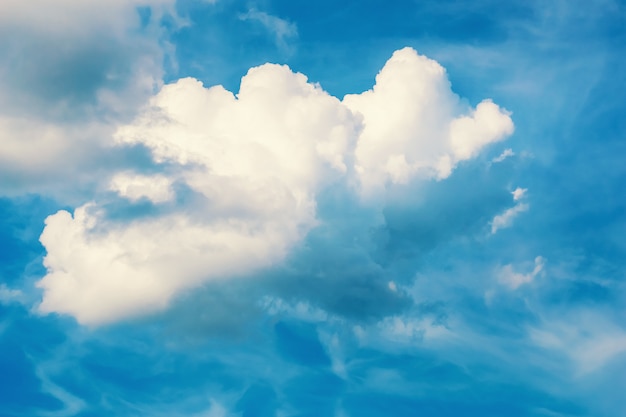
top-left (36, 48), bottom-right (514, 325)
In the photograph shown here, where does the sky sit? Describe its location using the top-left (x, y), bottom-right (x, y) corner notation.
top-left (0, 0), bottom-right (625, 416)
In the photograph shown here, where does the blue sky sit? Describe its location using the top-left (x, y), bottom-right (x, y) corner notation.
top-left (0, 1), bottom-right (625, 416)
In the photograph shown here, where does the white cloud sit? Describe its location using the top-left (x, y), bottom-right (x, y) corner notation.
top-left (498, 256), bottom-right (545, 289)
top-left (492, 148), bottom-right (515, 163)
top-left (512, 187), bottom-right (527, 201)
top-left (38, 202), bottom-right (309, 325)
top-left (343, 47), bottom-right (514, 196)
top-left (36, 48), bottom-right (514, 325)
top-left (38, 65), bottom-right (359, 325)
top-left (491, 203), bottom-right (528, 233)
top-left (529, 313), bottom-right (626, 375)
top-left (491, 187), bottom-right (529, 233)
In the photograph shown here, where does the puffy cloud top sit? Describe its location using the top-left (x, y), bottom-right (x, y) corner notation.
top-left (344, 47), bottom-right (513, 195)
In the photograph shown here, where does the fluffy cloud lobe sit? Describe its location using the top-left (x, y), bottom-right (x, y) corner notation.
top-left (344, 48), bottom-right (513, 195)
top-left (37, 48), bottom-right (514, 325)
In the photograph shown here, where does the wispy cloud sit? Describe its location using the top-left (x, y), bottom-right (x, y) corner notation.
top-left (498, 256), bottom-right (546, 289)
top-left (239, 8), bottom-right (298, 52)
top-left (492, 148), bottom-right (515, 163)
top-left (36, 48), bottom-right (513, 325)
top-left (530, 312), bottom-right (626, 375)
top-left (491, 187), bottom-right (529, 233)
top-left (0, 284), bottom-right (24, 305)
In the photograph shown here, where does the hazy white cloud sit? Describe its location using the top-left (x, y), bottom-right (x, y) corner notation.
top-left (196, 400), bottom-right (229, 417)
top-left (491, 203), bottom-right (528, 233)
top-left (261, 297), bottom-right (329, 322)
top-left (529, 312), bottom-right (626, 375)
top-left (36, 48), bottom-right (514, 325)
top-left (0, 0), bottom-right (175, 197)
top-left (0, 0), bottom-right (176, 35)
top-left (35, 363), bottom-right (86, 417)
top-left (352, 315), bottom-right (454, 356)
top-left (239, 9), bottom-right (297, 51)
top-left (492, 148), bottom-right (515, 163)
top-left (0, 117), bottom-right (116, 195)
top-left (498, 256), bottom-right (545, 289)
top-left (343, 47), bottom-right (514, 196)
top-left (110, 173), bottom-right (174, 203)
top-left (491, 187), bottom-right (529, 233)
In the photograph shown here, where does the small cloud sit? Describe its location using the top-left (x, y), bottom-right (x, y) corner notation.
top-left (239, 9), bottom-right (298, 52)
top-left (512, 187), bottom-right (527, 201)
top-left (492, 148), bottom-right (515, 163)
top-left (491, 203), bottom-right (528, 233)
top-left (498, 256), bottom-right (545, 289)
top-left (491, 187), bottom-right (528, 233)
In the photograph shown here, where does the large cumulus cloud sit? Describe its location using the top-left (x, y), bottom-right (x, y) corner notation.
top-left (38, 65), bottom-right (359, 325)
top-left (36, 47), bottom-right (514, 325)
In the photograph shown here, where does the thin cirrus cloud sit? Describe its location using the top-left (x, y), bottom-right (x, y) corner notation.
top-left (239, 8), bottom-right (298, 52)
top-left (344, 49), bottom-right (513, 195)
top-left (35, 47), bottom-right (514, 326)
